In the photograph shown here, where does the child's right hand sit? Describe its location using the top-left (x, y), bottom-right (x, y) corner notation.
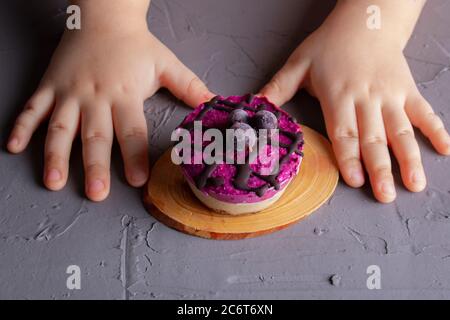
top-left (7, 6), bottom-right (214, 201)
top-left (260, 0), bottom-right (450, 203)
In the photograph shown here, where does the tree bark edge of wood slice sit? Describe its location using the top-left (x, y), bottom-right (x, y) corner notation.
top-left (143, 125), bottom-right (339, 240)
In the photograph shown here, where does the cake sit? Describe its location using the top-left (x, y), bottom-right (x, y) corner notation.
top-left (173, 94), bottom-right (304, 215)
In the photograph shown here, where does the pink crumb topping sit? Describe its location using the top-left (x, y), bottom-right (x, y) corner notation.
top-left (179, 95), bottom-right (304, 203)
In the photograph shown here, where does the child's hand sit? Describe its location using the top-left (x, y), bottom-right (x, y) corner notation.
top-left (260, 0), bottom-right (450, 203)
top-left (7, 2), bottom-right (214, 201)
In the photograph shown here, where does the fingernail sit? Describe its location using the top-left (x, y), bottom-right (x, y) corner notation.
top-left (381, 182), bottom-right (396, 195)
top-left (46, 169), bottom-right (61, 182)
top-left (350, 169), bottom-right (364, 185)
top-left (8, 137), bottom-right (19, 148)
top-left (132, 170), bottom-right (147, 184)
top-left (89, 179), bottom-right (105, 193)
top-left (411, 170), bottom-right (425, 184)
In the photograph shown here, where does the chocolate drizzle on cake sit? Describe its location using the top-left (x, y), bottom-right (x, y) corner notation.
top-left (180, 94), bottom-right (304, 197)
top-left (195, 164), bottom-right (218, 189)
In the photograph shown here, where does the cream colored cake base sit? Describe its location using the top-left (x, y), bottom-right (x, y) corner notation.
top-left (186, 179), bottom-right (290, 215)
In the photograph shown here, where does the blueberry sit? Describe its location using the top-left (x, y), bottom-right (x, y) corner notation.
top-left (253, 110), bottom-right (278, 130)
top-left (231, 122), bottom-right (253, 131)
top-left (229, 109), bottom-right (248, 123)
top-left (230, 122), bottom-right (256, 151)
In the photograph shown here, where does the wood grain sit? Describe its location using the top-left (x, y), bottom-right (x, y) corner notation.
top-left (143, 126), bottom-right (339, 240)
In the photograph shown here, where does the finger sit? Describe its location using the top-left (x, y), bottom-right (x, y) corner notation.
top-left (81, 101), bottom-right (113, 202)
top-left (258, 53), bottom-right (310, 106)
top-left (44, 98), bottom-right (80, 191)
top-left (112, 100), bottom-right (149, 187)
top-left (321, 95), bottom-right (364, 188)
top-left (405, 94), bottom-right (450, 155)
top-left (383, 104), bottom-right (426, 192)
top-left (8, 87), bottom-right (55, 153)
top-left (160, 56), bottom-right (215, 108)
top-left (357, 100), bottom-right (396, 203)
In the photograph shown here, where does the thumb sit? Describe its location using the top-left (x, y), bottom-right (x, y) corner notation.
top-left (161, 56), bottom-right (215, 108)
top-left (258, 55), bottom-right (310, 106)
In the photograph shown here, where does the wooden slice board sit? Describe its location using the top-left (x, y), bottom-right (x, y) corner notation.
top-left (143, 126), bottom-right (339, 240)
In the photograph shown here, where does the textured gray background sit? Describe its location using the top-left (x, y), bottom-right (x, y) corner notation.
top-left (1, 0), bottom-right (450, 300)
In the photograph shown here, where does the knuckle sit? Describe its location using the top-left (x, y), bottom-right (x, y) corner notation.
top-left (403, 156), bottom-right (421, 167)
top-left (367, 87), bottom-right (378, 99)
top-left (185, 77), bottom-right (205, 98)
top-left (118, 84), bottom-right (131, 95)
top-left (86, 82), bottom-right (105, 97)
top-left (267, 77), bottom-right (282, 95)
top-left (285, 56), bottom-right (300, 68)
top-left (14, 120), bottom-right (28, 131)
top-left (122, 126), bottom-right (147, 140)
top-left (368, 82), bottom-right (388, 97)
top-left (20, 108), bottom-right (39, 121)
top-left (45, 151), bottom-right (65, 165)
top-left (356, 88), bottom-right (374, 104)
top-left (48, 121), bottom-right (69, 134)
top-left (69, 78), bottom-right (86, 93)
top-left (331, 127), bottom-right (359, 143)
top-left (330, 86), bottom-right (357, 101)
top-left (287, 49), bottom-right (301, 63)
top-left (92, 82), bottom-right (102, 95)
top-left (339, 156), bottom-right (361, 167)
top-left (70, 79), bottom-right (107, 98)
top-left (394, 128), bottom-right (415, 139)
top-left (83, 131), bottom-right (110, 144)
top-left (373, 165), bottom-right (392, 177)
top-left (128, 153), bottom-right (147, 165)
top-left (362, 135), bottom-right (387, 147)
top-left (24, 101), bottom-right (39, 114)
top-left (188, 77), bottom-right (202, 90)
top-left (85, 162), bottom-right (108, 174)
top-left (327, 84), bottom-right (347, 98)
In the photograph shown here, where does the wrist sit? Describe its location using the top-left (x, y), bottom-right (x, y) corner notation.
top-left (324, 0), bottom-right (425, 49)
top-left (69, 0), bottom-right (150, 34)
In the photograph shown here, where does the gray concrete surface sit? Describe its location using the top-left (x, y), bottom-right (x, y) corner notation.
top-left (1, 0), bottom-right (450, 300)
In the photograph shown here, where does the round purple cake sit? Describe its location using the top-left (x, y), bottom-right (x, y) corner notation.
top-left (174, 94), bottom-right (304, 215)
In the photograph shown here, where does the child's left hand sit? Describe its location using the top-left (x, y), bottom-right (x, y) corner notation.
top-left (7, 15), bottom-right (213, 202)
